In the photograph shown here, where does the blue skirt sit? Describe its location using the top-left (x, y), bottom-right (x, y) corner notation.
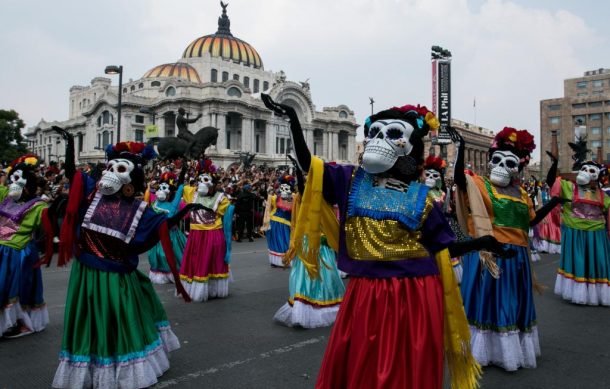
top-left (147, 227), bottom-right (186, 284)
top-left (460, 244), bottom-right (540, 370)
top-left (266, 220), bottom-right (291, 266)
top-left (274, 242), bottom-right (345, 328)
top-left (0, 242), bottom-right (48, 333)
top-left (554, 225), bottom-right (610, 306)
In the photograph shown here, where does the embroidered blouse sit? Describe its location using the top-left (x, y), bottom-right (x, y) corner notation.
top-left (552, 179), bottom-right (610, 231)
top-left (0, 186), bottom-right (46, 250)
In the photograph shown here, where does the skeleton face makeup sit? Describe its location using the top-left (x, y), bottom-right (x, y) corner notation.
top-left (279, 183), bottom-right (292, 200)
top-left (424, 169), bottom-right (441, 189)
top-left (488, 150), bottom-right (519, 187)
top-left (98, 158), bottom-right (135, 196)
top-left (361, 120), bottom-right (415, 174)
top-left (197, 174), bottom-right (213, 196)
top-left (156, 182), bottom-right (170, 202)
top-left (8, 169), bottom-right (27, 201)
top-left (576, 164), bottom-right (600, 186)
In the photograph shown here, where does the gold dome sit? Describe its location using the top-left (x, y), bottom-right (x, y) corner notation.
top-left (143, 62), bottom-right (201, 83)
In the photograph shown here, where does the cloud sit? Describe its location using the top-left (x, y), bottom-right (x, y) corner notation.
top-left (1, 0), bottom-right (605, 163)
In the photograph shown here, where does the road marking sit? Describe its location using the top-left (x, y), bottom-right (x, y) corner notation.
top-left (155, 336), bottom-right (326, 388)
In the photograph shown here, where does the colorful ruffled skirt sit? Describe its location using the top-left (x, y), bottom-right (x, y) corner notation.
top-left (460, 244), bottom-right (540, 371)
top-left (52, 260), bottom-right (179, 389)
top-left (274, 242), bottom-right (345, 328)
top-left (554, 225), bottom-right (610, 306)
top-left (535, 207), bottom-right (561, 254)
top-left (147, 227), bottom-right (186, 284)
top-left (180, 229), bottom-right (229, 302)
top-left (0, 242), bottom-right (48, 334)
top-left (266, 220), bottom-right (291, 267)
top-left (316, 276), bottom-right (444, 389)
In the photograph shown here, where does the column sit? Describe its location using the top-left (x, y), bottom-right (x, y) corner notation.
top-left (347, 134), bottom-right (356, 163)
top-left (215, 113), bottom-right (226, 152)
top-left (323, 131), bottom-right (330, 160)
top-left (242, 117), bottom-right (253, 152)
top-left (266, 121), bottom-right (276, 156)
top-left (332, 132), bottom-right (339, 161)
top-left (305, 128), bottom-right (314, 152)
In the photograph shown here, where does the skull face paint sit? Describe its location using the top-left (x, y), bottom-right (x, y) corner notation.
top-left (7, 169), bottom-right (27, 201)
top-left (361, 120), bottom-right (415, 174)
top-left (576, 164), bottom-right (600, 186)
top-left (279, 183), bottom-right (292, 200)
top-left (488, 150), bottom-right (519, 187)
top-left (424, 169), bottom-right (441, 189)
top-left (197, 174), bottom-right (213, 196)
top-left (156, 183), bottom-right (170, 202)
top-left (98, 159), bottom-right (134, 195)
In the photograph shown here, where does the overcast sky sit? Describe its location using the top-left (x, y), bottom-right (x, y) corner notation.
top-left (2, 0), bottom-right (610, 162)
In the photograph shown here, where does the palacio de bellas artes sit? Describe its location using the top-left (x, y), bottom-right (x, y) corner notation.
top-left (25, 5), bottom-right (358, 168)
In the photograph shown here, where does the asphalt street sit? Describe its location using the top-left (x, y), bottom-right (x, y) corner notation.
top-left (0, 238), bottom-right (609, 389)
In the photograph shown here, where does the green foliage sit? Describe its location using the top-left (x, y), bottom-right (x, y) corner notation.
top-left (0, 109), bottom-right (28, 165)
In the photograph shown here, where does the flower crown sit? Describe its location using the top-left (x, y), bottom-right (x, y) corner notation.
top-left (6, 154), bottom-right (40, 174)
top-left (424, 155), bottom-right (447, 172)
top-left (197, 158), bottom-right (217, 174)
top-left (160, 172), bottom-right (177, 185)
top-left (279, 174), bottom-right (295, 187)
top-left (105, 142), bottom-right (157, 163)
top-left (490, 127), bottom-right (536, 165)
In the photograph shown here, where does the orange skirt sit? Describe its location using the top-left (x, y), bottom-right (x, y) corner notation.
top-left (316, 276), bottom-right (444, 389)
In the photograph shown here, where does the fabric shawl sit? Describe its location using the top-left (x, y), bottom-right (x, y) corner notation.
top-left (58, 171), bottom-right (85, 266)
top-left (261, 194), bottom-right (273, 232)
top-left (159, 221), bottom-right (191, 302)
top-left (284, 157), bottom-right (339, 279)
top-left (223, 204), bottom-right (235, 264)
top-left (35, 207), bottom-right (55, 268)
top-left (435, 248), bottom-right (482, 389)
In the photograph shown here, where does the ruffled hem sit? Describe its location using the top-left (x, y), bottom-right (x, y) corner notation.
top-left (554, 274), bottom-right (610, 306)
top-left (273, 301), bottom-right (341, 329)
top-left (469, 325), bottom-right (540, 371)
top-left (338, 270), bottom-right (348, 279)
top-left (269, 252), bottom-right (289, 267)
top-left (530, 251), bottom-right (541, 262)
top-left (536, 240), bottom-right (561, 254)
top-left (148, 270), bottom-right (174, 285)
top-left (451, 261), bottom-right (463, 284)
top-left (180, 278), bottom-right (230, 302)
top-left (1, 302), bottom-right (48, 334)
top-left (52, 326), bottom-right (179, 389)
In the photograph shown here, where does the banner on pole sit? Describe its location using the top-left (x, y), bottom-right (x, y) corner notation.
top-left (436, 60), bottom-right (452, 145)
top-left (145, 125), bottom-right (159, 138)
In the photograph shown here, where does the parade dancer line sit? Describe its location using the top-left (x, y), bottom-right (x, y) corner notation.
top-left (263, 93), bottom-right (511, 389)
top-left (49, 128), bottom-right (196, 389)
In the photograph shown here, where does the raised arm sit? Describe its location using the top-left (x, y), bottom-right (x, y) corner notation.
top-left (545, 151), bottom-right (558, 188)
top-left (52, 126), bottom-right (75, 181)
top-left (288, 154), bottom-right (305, 194)
top-left (447, 126), bottom-right (466, 192)
top-left (262, 94), bottom-right (311, 172)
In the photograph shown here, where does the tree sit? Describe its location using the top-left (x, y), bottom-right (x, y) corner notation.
top-left (0, 109), bottom-right (28, 165)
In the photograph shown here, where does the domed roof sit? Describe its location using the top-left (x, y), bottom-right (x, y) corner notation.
top-left (143, 62), bottom-right (201, 83)
top-left (181, 4), bottom-right (263, 69)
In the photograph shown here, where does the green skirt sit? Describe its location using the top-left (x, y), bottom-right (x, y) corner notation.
top-left (52, 260), bottom-right (180, 389)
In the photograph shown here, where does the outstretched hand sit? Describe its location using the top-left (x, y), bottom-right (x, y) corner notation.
top-left (261, 93), bottom-right (296, 119)
top-left (546, 151), bottom-right (558, 163)
top-left (447, 126), bottom-right (464, 145)
top-left (554, 196), bottom-right (571, 204)
top-left (479, 235), bottom-right (516, 258)
top-left (185, 202), bottom-right (211, 213)
top-left (287, 154), bottom-right (298, 168)
top-left (52, 126), bottom-right (73, 141)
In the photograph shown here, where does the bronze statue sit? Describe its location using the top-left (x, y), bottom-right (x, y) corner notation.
top-left (176, 107), bottom-right (202, 144)
top-left (157, 126), bottom-right (219, 161)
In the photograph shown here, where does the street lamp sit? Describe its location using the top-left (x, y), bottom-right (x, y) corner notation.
top-left (105, 65), bottom-right (123, 142)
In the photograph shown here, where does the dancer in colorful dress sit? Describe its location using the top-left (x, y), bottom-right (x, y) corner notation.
top-left (423, 155), bottom-right (447, 203)
top-left (50, 128), bottom-right (194, 389)
top-left (147, 168), bottom-right (188, 284)
top-left (179, 160), bottom-right (235, 302)
top-left (452, 126), bottom-right (564, 371)
top-left (0, 155), bottom-right (52, 338)
top-left (536, 164), bottom-right (562, 254)
top-left (263, 175), bottom-right (294, 267)
top-left (273, 156), bottom-right (345, 328)
top-left (549, 141), bottom-right (610, 306)
top-left (263, 94), bottom-right (513, 389)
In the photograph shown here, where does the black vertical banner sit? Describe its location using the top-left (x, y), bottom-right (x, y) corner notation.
top-left (437, 60), bottom-right (452, 144)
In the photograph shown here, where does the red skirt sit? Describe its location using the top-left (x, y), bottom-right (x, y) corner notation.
top-left (316, 276), bottom-right (444, 389)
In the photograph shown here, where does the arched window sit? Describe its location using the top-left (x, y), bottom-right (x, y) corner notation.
top-left (339, 111), bottom-right (348, 119)
top-left (253, 79), bottom-right (260, 93)
top-left (102, 131), bottom-right (109, 146)
top-left (130, 85), bottom-right (135, 91)
top-left (165, 86), bottom-right (176, 97)
top-left (122, 87), bottom-right (127, 93)
top-left (101, 110), bottom-right (113, 125)
top-left (222, 71), bottom-right (229, 82)
top-left (138, 83), bottom-right (144, 89)
top-left (263, 81), bottom-right (269, 91)
top-left (243, 76), bottom-right (250, 88)
top-left (151, 81), bottom-right (161, 87)
top-left (211, 69), bottom-right (218, 82)
top-left (227, 87), bottom-right (242, 98)
top-left (233, 74), bottom-right (239, 81)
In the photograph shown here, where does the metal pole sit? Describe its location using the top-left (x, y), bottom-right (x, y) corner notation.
top-left (117, 66), bottom-right (123, 142)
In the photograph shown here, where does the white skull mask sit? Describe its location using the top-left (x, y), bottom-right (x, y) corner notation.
top-left (8, 169), bottom-right (27, 201)
top-left (156, 183), bottom-right (171, 202)
top-left (279, 183), bottom-right (292, 199)
top-left (361, 120), bottom-right (414, 174)
top-left (488, 150), bottom-right (520, 187)
top-left (424, 169), bottom-right (441, 189)
top-left (98, 158), bottom-right (134, 195)
top-left (197, 174), bottom-right (213, 196)
top-left (576, 164), bottom-right (600, 186)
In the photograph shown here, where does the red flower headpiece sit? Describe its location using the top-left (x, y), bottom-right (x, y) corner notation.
top-left (106, 142), bottom-right (156, 162)
top-left (424, 155), bottom-right (447, 172)
top-left (160, 172), bottom-right (177, 184)
top-left (490, 127), bottom-right (536, 164)
top-left (6, 153), bottom-right (40, 174)
top-left (197, 158), bottom-right (217, 174)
